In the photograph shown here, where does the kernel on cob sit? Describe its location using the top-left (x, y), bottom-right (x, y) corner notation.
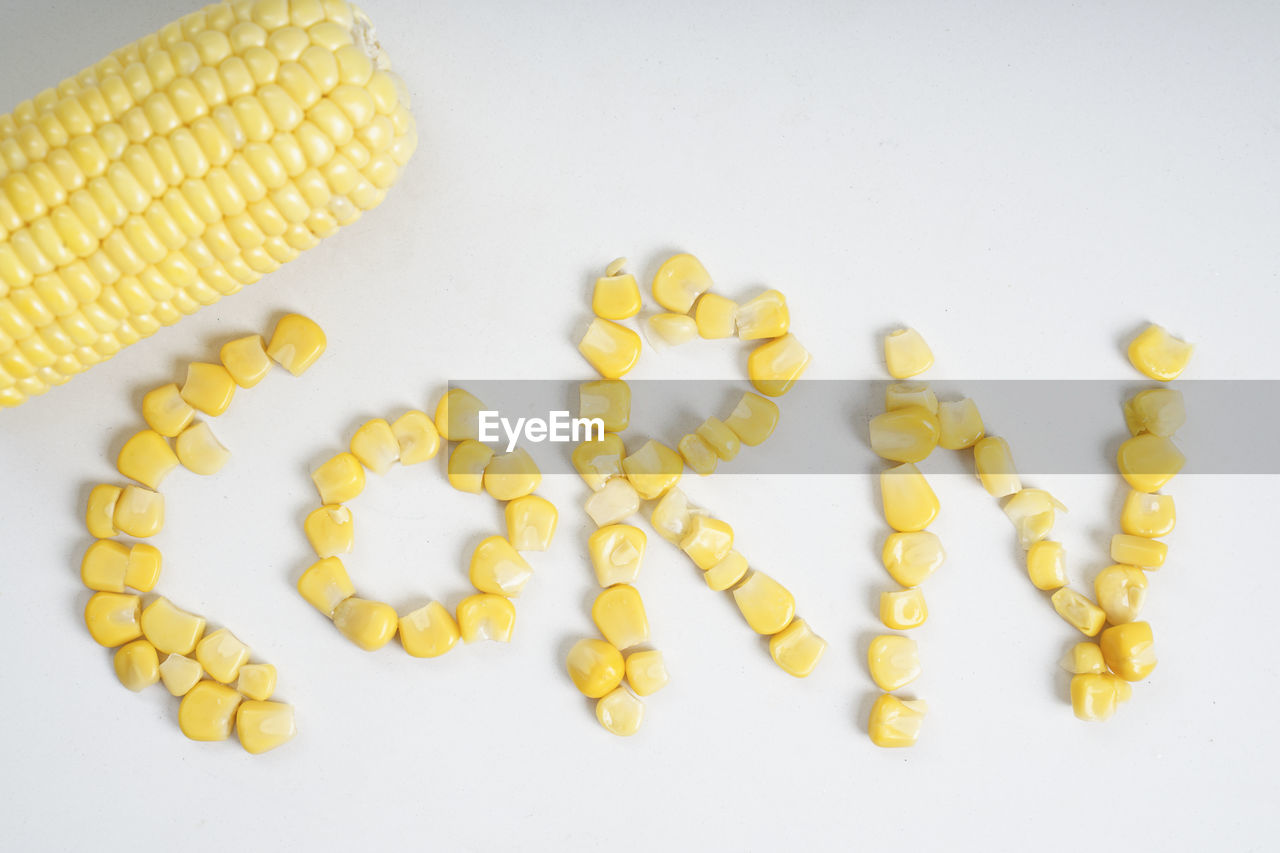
top-left (0, 0), bottom-right (416, 408)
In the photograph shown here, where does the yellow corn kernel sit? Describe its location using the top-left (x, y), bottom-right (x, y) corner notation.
top-left (1026, 540), bottom-right (1067, 591)
top-left (195, 628), bottom-right (251, 683)
top-left (1061, 642), bottom-right (1107, 675)
top-left (879, 587), bottom-right (928, 630)
top-left (1121, 490), bottom-right (1176, 538)
top-left (588, 524), bottom-right (646, 587)
top-left (886, 382), bottom-right (937, 414)
top-left (622, 439), bottom-right (683, 500)
top-left (868, 694), bottom-right (927, 747)
top-left (219, 334), bottom-right (272, 388)
top-left (113, 638), bottom-right (160, 692)
top-left (456, 593), bottom-right (516, 643)
top-left (140, 597), bottom-right (205, 655)
top-left (350, 417), bottom-right (399, 474)
top-left (680, 515), bottom-right (734, 570)
top-left (1094, 564), bottom-right (1148, 624)
top-left (1110, 533), bottom-right (1167, 569)
top-left (736, 289), bottom-right (789, 340)
top-left (470, 535), bottom-right (534, 597)
top-left (1070, 673), bottom-right (1126, 721)
top-left (483, 448), bottom-right (542, 501)
top-left (868, 634), bottom-right (921, 691)
top-left (651, 252), bottom-right (712, 313)
top-left (572, 433), bottom-right (626, 491)
top-left (881, 531), bottom-right (945, 587)
top-left (696, 416), bottom-right (741, 461)
top-left (694, 292), bottom-right (738, 339)
top-left (579, 318), bottom-right (642, 379)
top-left (159, 653), bottom-right (203, 697)
top-left (1117, 434), bottom-right (1185, 493)
top-left (266, 312), bottom-right (326, 375)
top-left (86, 484), bottom-right (122, 538)
top-left (1128, 323), bottom-right (1193, 381)
top-left (769, 618), bottom-right (827, 678)
top-left (505, 494), bottom-right (558, 552)
top-left (81, 539), bottom-right (131, 592)
top-left (567, 638), bottom-right (625, 698)
top-left (85, 591), bottom-right (142, 647)
top-left (304, 504), bottom-right (354, 558)
top-left (646, 312), bottom-right (698, 346)
top-left (297, 556), bottom-right (355, 617)
top-left (179, 681), bottom-right (242, 741)
top-left (175, 420), bottom-right (231, 474)
top-left (592, 268), bottom-right (642, 320)
top-left (649, 486), bottom-right (701, 543)
top-left (724, 392), bottom-right (780, 448)
top-left (705, 550), bottom-right (749, 591)
top-left (180, 361), bottom-right (237, 416)
top-left (447, 439), bottom-right (494, 493)
top-left (732, 571), bottom-right (795, 635)
top-left (398, 600), bottom-right (460, 658)
top-left (236, 663), bottom-right (277, 701)
top-left (125, 543), bottom-right (162, 592)
top-left (747, 332), bottom-right (811, 397)
top-left (312, 451), bottom-right (365, 503)
top-left (585, 476), bottom-right (641, 526)
top-left (117, 429), bottom-right (179, 489)
top-left (332, 597), bottom-right (398, 651)
top-left (1051, 588), bottom-right (1107, 637)
top-left (869, 406), bottom-right (939, 464)
top-left (1100, 621), bottom-right (1157, 681)
top-left (625, 650), bottom-right (669, 696)
top-left (579, 379), bottom-right (630, 433)
top-left (236, 700), bottom-right (296, 754)
top-left (434, 388), bottom-right (487, 442)
top-left (880, 462), bottom-right (939, 532)
top-left (596, 686), bottom-right (644, 736)
top-left (883, 328), bottom-right (933, 379)
top-left (1004, 489), bottom-right (1067, 549)
top-left (973, 436), bottom-right (1021, 497)
top-left (678, 433), bottom-right (718, 476)
top-left (391, 409), bottom-right (440, 464)
top-left (592, 584), bottom-right (649, 650)
top-left (1124, 388), bottom-right (1185, 437)
top-left (142, 383), bottom-right (195, 436)
top-left (937, 398), bottom-right (984, 450)
top-left (113, 485), bottom-right (164, 537)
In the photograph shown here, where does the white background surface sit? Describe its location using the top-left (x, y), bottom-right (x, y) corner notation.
top-left (2, 1), bottom-right (1277, 850)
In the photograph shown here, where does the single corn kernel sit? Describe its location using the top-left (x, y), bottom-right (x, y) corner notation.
top-left (879, 587), bottom-right (928, 630)
top-left (736, 289), bottom-right (789, 340)
top-left (159, 653), bottom-right (203, 696)
top-left (456, 593), bottom-right (517, 643)
top-left (1100, 621), bottom-right (1157, 681)
top-left (483, 448), bottom-right (542, 501)
top-left (1117, 434), bottom-right (1185, 493)
top-left (1110, 533), bottom-right (1167, 569)
top-left (1051, 588), bottom-right (1107, 637)
top-left (113, 639), bottom-right (160, 692)
top-left (937, 398), bottom-right (985, 450)
top-left (622, 439), bottom-right (683, 500)
top-left (592, 584), bottom-right (649, 650)
top-left (579, 318), bottom-right (642, 379)
top-left (1061, 642), bottom-right (1107, 674)
top-left (220, 334), bottom-right (273, 388)
top-left (694, 292), bottom-right (738, 339)
top-left (312, 451), bottom-right (365, 503)
top-left (391, 410), bottom-right (441, 464)
top-left (1124, 388), bottom-right (1186, 437)
top-left (973, 436), bottom-right (1021, 497)
top-left (869, 406), bottom-right (940, 464)
top-left (179, 681), bottom-right (242, 741)
top-left (434, 388), bottom-right (487, 442)
top-left (732, 571), bottom-right (796, 635)
top-left (297, 556), bottom-right (356, 617)
top-left (705, 550), bottom-right (749, 591)
top-left (1094, 564), bottom-right (1149, 624)
top-left (236, 700), bottom-right (296, 754)
top-left (724, 392), bottom-right (780, 447)
top-left (625, 650), bottom-right (669, 696)
top-left (1004, 489), bottom-right (1067, 549)
top-left (86, 484), bottom-right (122, 538)
top-left (175, 421), bottom-right (231, 475)
top-left (81, 540), bottom-right (131, 592)
top-left (868, 695), bottom-right (927, 747)
top-left (124, 543), bottom-right (162, 592)
top-left (470, 536), bottom-right (534, 597)
top-left (696, 416), bottom-right (741, 461)
top-left (588, 524), bottom-right (646, 587)
top-left (596, 686), bottom-right (644, 736)
top-left (141, 597), bottom-right (206, 655)
top-left (266, 313), bottom-right (326, 375)
top-left (651, 252), bottom-right (712, 313)
top-left (747, 333), bottom-right (811, 397)
top-left (886, 382), bottom-right (938, 414)
top-left (117, 429), bottom-right (179, 489)
top-left (113, 485), bottom-right (164, 538)
top-left (180, 362), bottom-right (237, 416)
top-left (350, 418), bottom-right (400, 474)
top-left (678, 433), bottom-right (718, 476)
top-left (1070, 673), bottom-right (1126, 721)
top-left (579, 379), bottom-right (630, 433)
top-left (592, 268), bottom-right (642, 320)
top-left (142, 383), bottom-right (195, 437)
top-left (1128, 323), bottom-right (1193, 381)
top-left (447, 440), bottom-right (495, 493)
top-left (769, 618), bottom-right (827, 678)
top-left (883, 328), bottom-right (933, 379)
top-left (332, 598), bottom-right (399, 651)
top-left (236, 663), bottom-right (277, 701)
top-left (646, 312), bottom-right (698, 346)
top-left (85, 591), bottom-right (142, 647)
top-left (585, 476), bottom-right (641, 526)
top-left (505, 495), bottom-right (558, 551)
top-left (567, 638), bottom-right (626, 698)
top-left (680, 515), bottom-right (734, 570)
top-left (1026, 540), bottom-right (1067, 591)
top-left (304, 504), bottom-right (354, 558)
top-left (868, 634), bottom-right (921, 691)
top-left (195, 628), bottom-right (250, 683)
top-left (399, 601), bottom-right (461, 658)
top-left (572, 433), bottom-right (626, 491)
top-left (1121, 491), bottom-right (1176, 538)
top-left (880, 463), bottom-right (939, 532)
top-left (650, 487), bottom-right (703, 543)
top-left (881, 531), bottom-right (945, 587)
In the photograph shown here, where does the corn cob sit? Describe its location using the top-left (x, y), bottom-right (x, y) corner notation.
top-left (0, 0), bottom-right (416, 408)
